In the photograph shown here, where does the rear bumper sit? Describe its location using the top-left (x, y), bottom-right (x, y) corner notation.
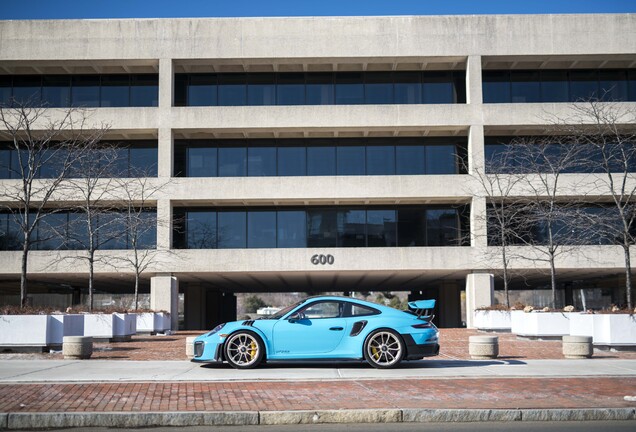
top-left (402, 334), bottom-right (440, 360)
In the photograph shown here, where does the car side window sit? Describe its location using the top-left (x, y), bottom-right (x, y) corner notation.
top-left (299, 301), bottom-right (342, 319)
top-left (347, 303), bottom-right (380, 317)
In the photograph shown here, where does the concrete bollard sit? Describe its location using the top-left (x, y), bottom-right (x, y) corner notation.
top-left (186, 336), bottom-right (196, 359)
top-left (562, 335), bottom-right (593, 359)
top-left (63, 336), bottom-right (93, 360)
top-left (469, 335), bottom-right (499, 360)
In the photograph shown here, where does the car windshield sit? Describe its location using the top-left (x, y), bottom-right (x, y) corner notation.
top-left (267, 300), bottom-right (305, 319)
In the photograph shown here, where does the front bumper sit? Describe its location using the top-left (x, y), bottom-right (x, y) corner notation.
top-left (191, 339), bottom-right (224, 363)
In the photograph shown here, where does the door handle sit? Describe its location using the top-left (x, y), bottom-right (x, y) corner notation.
top-left (329, 327), bottom-right (344, 331)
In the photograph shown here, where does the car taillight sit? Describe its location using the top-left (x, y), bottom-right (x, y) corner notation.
top-left (412, 322), bottom-right (432, 329)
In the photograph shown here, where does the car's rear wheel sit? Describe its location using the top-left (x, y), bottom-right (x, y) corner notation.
top-left (363, 329), bottom-right (404, 369)
top-left (224, 331), bottom-right (264, 369)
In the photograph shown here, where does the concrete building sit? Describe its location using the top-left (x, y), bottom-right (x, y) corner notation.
top-left (1, 14), bottom-right (635, 329)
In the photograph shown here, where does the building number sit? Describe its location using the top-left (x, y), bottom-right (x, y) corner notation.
top-left (311, 254), bottom-right (334, 265)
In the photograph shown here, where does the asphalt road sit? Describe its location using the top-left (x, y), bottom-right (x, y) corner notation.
top-left (54, 421), bottom-right (636, 432)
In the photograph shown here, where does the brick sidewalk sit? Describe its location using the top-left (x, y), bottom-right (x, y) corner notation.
top-left (0, 377), bottom-right (635, 413)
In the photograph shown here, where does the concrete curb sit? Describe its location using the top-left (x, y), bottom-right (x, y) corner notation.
top-left (0, 408), bottom-right (634, 429)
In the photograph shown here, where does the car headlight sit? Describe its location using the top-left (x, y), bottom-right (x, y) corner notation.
top-left (205, 323), bottom-right (225, 337)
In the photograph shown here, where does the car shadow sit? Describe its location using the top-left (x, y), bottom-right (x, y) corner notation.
top-left (199, 358), bottom-right (527, 369)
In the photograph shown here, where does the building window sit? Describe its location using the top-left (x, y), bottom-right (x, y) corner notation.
top-left (174, 71), bottom-right (466, 106)
top-left (173, 205), bottom-right (469, 249)
top-left (483, 69), bottom-right (636, 103)
top-left (174, 138), bottom-right (468, 178)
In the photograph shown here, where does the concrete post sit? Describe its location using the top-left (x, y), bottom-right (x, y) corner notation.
top-left (157, 127), bottom-right (174, 179)
top-left (465, 273), bottom-right (494, 329)
top-left (151, 275), bottom-right (179, 331)
top-left (156, 199), bottom-right (172, 251)
top-left (157, 59), bottom-right (174, 179)
top-left (158, 58), bottom-right (174, 110)
top-left (471, 196), bottom-right (488, 248)
top-left (468, 124), bottom-right (485, 175)
top-left (465, 55), bottom-right (483, 105)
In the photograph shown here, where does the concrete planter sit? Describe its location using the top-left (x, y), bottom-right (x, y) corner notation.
top-left (48, 314), bottom-right (84, 347)
top-left (63, 336), bottom-right (93, 359)
top-left (136, 312), bottom-right (169, 334)
top-left (468, 335), bottom-right (499, 359)
top-left (0, 315), bottom-right (51, 348)
top-left (83, 313), bottom-right (137, 342)
top-left (511, 310), bottom-right (573, 338)
top-left (562, 335), bottom-right (593, 359)
top-left (473, 310), bottom-right (511, 331)
top-left (593, 314), bottom-right (636, 347)
top-left (569, 313), bottom-right (595, 338)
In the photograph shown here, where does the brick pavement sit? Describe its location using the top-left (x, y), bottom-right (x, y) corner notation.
top-left (0, 378), bottom-right (634, 413)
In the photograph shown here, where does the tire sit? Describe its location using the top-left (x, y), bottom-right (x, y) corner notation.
top-left (223, 331), bottom-right (265, 369)
top-left (363, 329), bottom-right (405, 369)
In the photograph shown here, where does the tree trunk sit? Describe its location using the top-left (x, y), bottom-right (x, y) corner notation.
top-left (88, 251), bottom-right (95, 312)
top-left (549, 252), bottom-right (558, 309)
top-left (134, 271), bottom-right (139, 311)
top-left (20, 234), bottom-right (29, 308)
top-left (502, 246), bottom-right (510, 308)
top-left (623, 244), bottom-right (633, 310)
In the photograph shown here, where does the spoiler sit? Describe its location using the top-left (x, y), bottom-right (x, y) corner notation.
top-left (408, 299), bottom-right (436, 322)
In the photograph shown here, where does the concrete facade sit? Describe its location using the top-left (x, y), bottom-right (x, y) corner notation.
top-left (1, 14), bottom-right (636, 329)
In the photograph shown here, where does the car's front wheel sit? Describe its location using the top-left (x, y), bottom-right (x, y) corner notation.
top-left (224, 331), bottom-right (264, 369)
top-left (363, 329), bottom-right (404, 369)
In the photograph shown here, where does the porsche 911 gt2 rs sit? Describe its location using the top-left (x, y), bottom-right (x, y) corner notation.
top-left (192, 295), bottom-right (439, 369)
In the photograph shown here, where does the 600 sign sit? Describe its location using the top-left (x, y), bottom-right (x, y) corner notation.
top-left (311, 254), bottom-right (335, 265)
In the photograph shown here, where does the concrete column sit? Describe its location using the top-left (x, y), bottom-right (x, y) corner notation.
top-left (465, 272), bottom-right (494, 329)
top-left (465, 55), bottom-right (483, 105)
top-left (471, 195), bottom-right (488, 248)
top-left (151, 275), bottom-right (179, 331)
top-left (184, 284), bottom-right (205, 330)
top-left (468, 124), bottom-right (485, 175)
top-left (157, 127), bottom-right (173, 179)
top-left (156, 199), bottom-right (172, 250)
top-left (158, 58), bottom-right (174, 109)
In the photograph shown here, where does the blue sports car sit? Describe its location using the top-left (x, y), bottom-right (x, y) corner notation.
top-left (192, 295), bottom-right (440, 369)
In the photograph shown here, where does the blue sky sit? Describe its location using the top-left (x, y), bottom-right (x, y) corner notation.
top-left (1, 0), bottom-right (635, 20)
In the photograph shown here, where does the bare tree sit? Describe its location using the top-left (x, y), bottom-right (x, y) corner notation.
top-left (471, 145), bottom-right (528, 307)
top-left (115, 173), bottom-right (174, 310)
top-left (0, 100), bottom-right (106, 307)
top-left (63, 142), bottom-right (125, 311)
top-left (569, 101), bottom-right (636, 309)
top-left (510, 136), bottom-right (590, 308)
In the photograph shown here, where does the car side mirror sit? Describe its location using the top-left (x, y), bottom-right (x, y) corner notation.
top-left (288, 312), bottom-right (302, 322)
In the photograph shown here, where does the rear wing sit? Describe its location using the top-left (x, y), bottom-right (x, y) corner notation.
top-left (408, 299), bottom-right (436, 322)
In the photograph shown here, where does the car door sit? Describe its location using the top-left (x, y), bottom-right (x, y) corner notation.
top-left (272, 300), bottom-right (347, 357)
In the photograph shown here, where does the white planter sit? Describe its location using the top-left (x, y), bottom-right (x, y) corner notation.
top-left (511, 311), bottom-right (573, 337)
top-left (48, 314), bottom-right (84, 346)
top-left (0, 315), bottom-right (50, 346)
top-left (593, 314), bottom-right (636, 346)
top-left (83, 313), bottom-right (137, 341)
top-left (473, 310), bottom-right (511, 331)
top-left (136, 312), bottom-right (170, 333)
top-left (570, 313), bottom-right (595, 338)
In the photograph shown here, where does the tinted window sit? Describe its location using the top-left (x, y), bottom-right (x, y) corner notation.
top-left (394, 72), bottom-right (421, 104)
top-left (37, 212), bottom-right (67, 250)
top-left (218, 147), bottom-right (247, 176)
top-left (397, 208), bottom-right (426, 246)
top-left (365, 72), bottom-right (393, 104)
top-left (130, 75), bottom-right (158, 106)
top-left (0, 76), bottom-right (11, 106)
top-left (426, 145), bottom-right (456, 174)
top-left (42, 76), bottom-right (71, 107)
top-left (247, 211), bottom-right (276, 248)
top-left (277, 210), bottom-right (306, 248)
top-left (277, 73), bottom-right (305, 105)
top-left (71, 76), bottom-right (100, 107)
top-left (427, 209), bottom-right (458, 246)
top-left (483, 71), bottom-right (511, 103)
top-left (248, 146), bottom-right (276, 176)
top-left (307, 208), bottom-right (338, 247)
top-left (336, 73), bottom-right (364, 105)
top-left (599, 70), bottom-right (628, 101)
top-left (278, 146), bottom-right (306, 176)
top-left (337, 146), bottom-right (365, 175)
top-left (367, 209), bottom-right (397, 247)
top-left (569, 70), bottom-right (599, 101)
top-left (188, 74), bottom-right (217, 106)
top-left (307, 146), bottom-right (336, 176)
top-left (218, 211), bottom-right (246, 248)
top-left (136, 211), bottom-right (157, 249)
top-left (101, 75), bottom-right (130, 107)
top-left (422, 72), bottom-right (455, 103)
top-left (187, 147), bottom-right (217, 177)
top-left (247, 74), bottom-right (275, 106)
top-left (301, 301), bottom-right (341, 319)
top-left (366, 146), bottom-right (395, 175)
top-left (510, 71), bottom-right (541, 103)
top-left (629, 70), bottom-right (636, 101)
top-left (306, 73), bottom-right (334, 105)
top-left (218, 74), bottom-right (246, 106)
top-left (187, 211), bottom-right (216, 248)
top-left (12, 76), bottom-right (41, 105)
top-left (348, 303), bottom-right (379, 317)
top-left (396, 145), bottom-right (426, 175)
top-left (540, 70), bottom-right (569, 102)
top-left (338, 209), bottom-right (366, 247)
